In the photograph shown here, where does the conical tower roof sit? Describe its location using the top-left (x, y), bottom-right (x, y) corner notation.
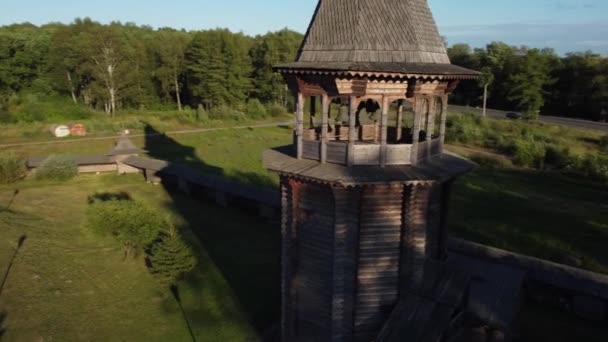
top-left (277, 0), bottom-right (477, 78)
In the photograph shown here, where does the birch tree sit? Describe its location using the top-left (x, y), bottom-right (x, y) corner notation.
top-left (154, 29), bottom-right (191, 111)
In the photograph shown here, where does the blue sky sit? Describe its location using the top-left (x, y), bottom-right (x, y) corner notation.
top-left (1, 0), bottom-right (607, 55)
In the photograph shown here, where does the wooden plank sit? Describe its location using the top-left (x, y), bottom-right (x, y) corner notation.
top-left (321, 94), bottom-right (330, 163)
top-left (296, 92), bottom-right (305, 159)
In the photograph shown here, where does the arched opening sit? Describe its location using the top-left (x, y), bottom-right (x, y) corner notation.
top-left (433, 97), bottom-right (443, 139)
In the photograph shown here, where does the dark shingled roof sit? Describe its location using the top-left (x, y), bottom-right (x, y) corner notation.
top-left (277, 0), bottom-right (477, 77)
top-left (298, 0), bottom-right (449, 64)
top-left (107, 136), bottom-right (147, 156)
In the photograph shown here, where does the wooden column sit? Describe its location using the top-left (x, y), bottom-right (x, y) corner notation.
top-left (380, 96), bottom-right (389, 167)
top-left (396, 100), bottom-right (404, 142)
top-left (321, 94), bottom-right (330, 163)
top-left (296, 92), bottom-right (305, 159)
top-left (426, 96), bottom-right (437, 160)
top-left (331, 186), bottom-right (361, 341)
top-left (400, 183), bottom-right (431, 291)
top-left (309, 96), bottom-right (317, 129)
top-left (439, 94), bottom-right (449, 154)
top-left (410, 96), bottom-right (423, 165)
top-left (280, 177), bottom-right (296, 341)
top-left (348, 96), bottom-right (357, 167)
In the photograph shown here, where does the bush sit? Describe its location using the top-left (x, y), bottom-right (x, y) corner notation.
top-left (599, 135), bottom-right (608, 152)
top-left (87, 198), bottom-right (166, 257)
top-left (0, 152), bottom-right (26, 184)
top-left (246, 99), bottom-right (267, 119)
top-left (147, 224), bottom-right (196, 287)
top-left (267, 103), bottom-right (288, 118)
top-left (569, 154), bottom-right (608, 183)
top-left (208, 105), bottom-right (246, 121)
top-left (35, 155), bottom-right (78, 181)
top-left (512, 139), bottom-right (546, 168)
top-left (446, 113), bottom-right (486, 145)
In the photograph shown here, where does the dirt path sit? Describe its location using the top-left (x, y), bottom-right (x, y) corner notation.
top-left (0, 121), bottom-right (291, 148)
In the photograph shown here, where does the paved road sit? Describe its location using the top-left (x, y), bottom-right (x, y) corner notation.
top-left (450, 105), bottom-right (608, 132)
top-left (0, 121), bottom-right (291, 149)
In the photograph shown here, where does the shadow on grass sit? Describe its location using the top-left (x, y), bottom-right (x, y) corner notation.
top-left (87, 192), bottom-right (132, 204)
top-left (142, 123), bottom-right (280, 335)
top-left (0, 235), bottom-right (26, 299)
top-left (449, 167), bottom-right (608, 272)
top-left (0, 311), bottom-right (5, 338)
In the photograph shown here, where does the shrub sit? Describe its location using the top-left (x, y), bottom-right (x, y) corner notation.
top-left (446, 113), bottom-right (485, 145)
top-left (267, 103), bottom-right (288, 118)
top-left (87, 198), bottom-right (166, 258)
top-left (147, 224), bottom-right (196, 287)
top-left (573, 154), bottom-right (608, 183)
top-left (599, 135), bottom-right (608, 152)
top-left (0, 152), bottom-right (26, 184)
top-left (35, 155), bottom-right (78, 181)
top-left (246, 99), bottom-right (268, 119)
top-left (208, 105), bottom-right (246, 121)
top-left (512, 139), bottom-right (546, 168)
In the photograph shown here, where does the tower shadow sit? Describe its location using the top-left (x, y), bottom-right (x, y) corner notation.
top-left (142, 124), bottom-right (280, 335)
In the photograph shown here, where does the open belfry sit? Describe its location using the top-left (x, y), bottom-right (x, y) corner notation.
top-left (264, 0), bottom-right (479, 341)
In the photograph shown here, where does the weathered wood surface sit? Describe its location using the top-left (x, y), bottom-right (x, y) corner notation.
top-left (293, 0), bottom-right (450, 65)
top-left (264, 147), bottom-right (475, 186)
top-left (122, 156), bottom-right (279, 208)
top-left (294, 182), bottom-right (335, 340)
top-left (449, 238), bottom-right (608, 301)
top-left (354, 185), bottom-right (404, 342)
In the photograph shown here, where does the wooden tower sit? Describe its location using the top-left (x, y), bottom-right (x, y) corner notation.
top-left (264, 1), bottom-right (479, 341)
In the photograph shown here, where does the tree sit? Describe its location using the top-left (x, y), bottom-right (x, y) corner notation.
top-left (154, 29), bottom-right (191, 111)
top-left (82, 24), bottom-right (134, 115)
top-left (147, 224), bottom-right (196, 287)
top-left (508, 49), bottom-right (557, 119)
top-left (87, 199), bottom-right (165, 258)
top-left (250, 29), bottom-right (302, 104)
top-left (186, 29), bottom-right (252, 108)
top-left (478, 67), bottom-right (494, 117)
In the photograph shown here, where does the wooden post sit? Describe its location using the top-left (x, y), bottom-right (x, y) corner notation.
top-left (380, 96), bottom-right (389, 167)
top-left (296, 92), bottom-right (305, 159)
top-left (411, 96), bottom-right (423, 165)
top-left (439, 94), bottom-right (448, 154)
top-left (309, 96), bottom-right (316, 128)
top-left (321, 94), bottom-right (330, 163)
top-left (396, 100), bottom-right (404, 142)
top-left (426, 96), bottom-right (437, 160)
top-left (348, 96), bottom-right (357, 167)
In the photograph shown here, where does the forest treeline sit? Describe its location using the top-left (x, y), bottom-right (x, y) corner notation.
top-left (0, 19), bottom-right (607, 123)
top-left (449, 42), bottom-right (608, 121)
top-left (0, 18), bottom-right (301, 122)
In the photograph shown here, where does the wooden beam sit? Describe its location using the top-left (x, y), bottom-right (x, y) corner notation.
top-left (410, 96), bottom-right (423, 165)
top-left (296, 92), bottom-right (305, 159)
top-left (321, 94), bottom-right (330, 163)
top-left (396, 100), bottom-right (404, 142)
top-left (439, 94), bottom-right (448, 153)
top-left (426, 96), bottom-right (437, 160)
top-left (380, 96), bottom-right (389, 167)
top-left (348, 96), bottom-right (358, 167)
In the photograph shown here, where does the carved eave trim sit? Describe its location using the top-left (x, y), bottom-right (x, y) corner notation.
top-left (275, 68), bottom-right (478, 81)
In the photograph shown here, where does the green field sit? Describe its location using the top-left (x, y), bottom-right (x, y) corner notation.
top-left (2, 120), bottom-right (607, 273)
top-left (0, 174), bottom-right (278, 341)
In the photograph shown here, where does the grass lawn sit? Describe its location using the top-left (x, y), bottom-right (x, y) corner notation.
top-left (0, 174), bottom-right (278, 341)
top-left (1, 119), bottom-right (608, 272)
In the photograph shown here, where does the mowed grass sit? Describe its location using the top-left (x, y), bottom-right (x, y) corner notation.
top-left (0, 174), bottom-right (278, 341)
top-left (2, 121), bottom-right (608, 272)
top-left (450, 169), bottom-right (608, 273)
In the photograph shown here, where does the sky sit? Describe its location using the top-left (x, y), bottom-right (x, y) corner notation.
top-left (1, 0), bottom-right (607, 55)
